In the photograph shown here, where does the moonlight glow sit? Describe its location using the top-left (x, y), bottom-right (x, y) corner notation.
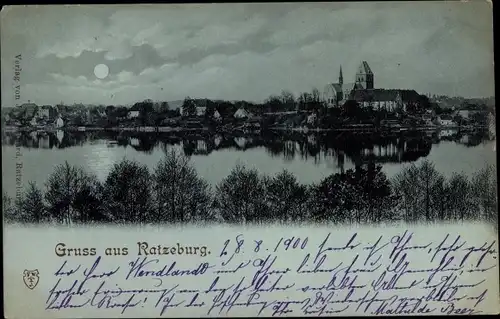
top-left (93, 64), bottom-right (109, 79)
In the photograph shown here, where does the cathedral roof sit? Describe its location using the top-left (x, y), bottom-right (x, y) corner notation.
top-left (327, 82), bottom-right (365, 94)
top-left (327, 83), bottom-right (343, 93)
top-left (344, 82), bottom-right (362, 90)
top-left (352, 89), bottom-right (420, 102)
top-left (357, 61), bottom-right (373, 75)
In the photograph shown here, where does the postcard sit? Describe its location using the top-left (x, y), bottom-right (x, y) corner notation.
top-left (2, 2), bottom-right (499, 318)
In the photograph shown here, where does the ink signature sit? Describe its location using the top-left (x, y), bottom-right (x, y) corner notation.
top-left (44, 231), bottom-right (497, 316)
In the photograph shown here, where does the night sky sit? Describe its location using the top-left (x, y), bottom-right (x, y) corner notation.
top-left (1, 2), bottom-right (494, 107)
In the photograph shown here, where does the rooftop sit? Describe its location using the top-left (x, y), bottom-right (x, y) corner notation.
top-left (352, 89), bottom-right (420, 102)
top-left (357, 61), bottom-right (373, 75)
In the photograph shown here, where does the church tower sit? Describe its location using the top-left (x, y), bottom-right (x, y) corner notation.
top-left (355, 61), bottom-right (374, 89)
top-left (339, 65), bottom-right (343, 86)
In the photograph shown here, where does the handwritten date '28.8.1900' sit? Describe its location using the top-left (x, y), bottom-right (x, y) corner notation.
top-left (45, 230), bottom-right (496, 317)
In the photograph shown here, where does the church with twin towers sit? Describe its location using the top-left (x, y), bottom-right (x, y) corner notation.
top-left (323, 61), bottom-right (421, 112)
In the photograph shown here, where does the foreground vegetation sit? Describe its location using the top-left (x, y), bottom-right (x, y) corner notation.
top-left (3, 152), bottom-right (497, 226)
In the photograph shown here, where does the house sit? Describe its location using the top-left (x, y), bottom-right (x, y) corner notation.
top-left (234, 137), bottom-right (249, 148)
top-left (179, 106), bottom-right (189, 117)
top-left (55, 116), bottom-right (64, 128)
top-left (422, 113), bottom-right (434, 126)
top-left (425, 109), bottom-right (436, 117)
top-left (350, 90), bottom-right (401, 112)
top-left (196, 107), bottom-right (206, 117)
top-left (457, 110), bottom-right (471, 119)
top-left (439, 129), bottom-right (455, 138)
top-left (160, 117), bottom-right (181, 127)
top-left (37, 105), bottom-right (57, 120)
top-left (307, 113), bottom-right (318, 125)
top-left (438, 115), bottom-right (455, 127)
top-left (234, 108), bottom-right (253, 119)
top-left (130, 138), bottom-right (140, 147)
top-left (56, 130), bottom-right (64, 143)
top-left (179, 106), bottom-right (205, 117)
top-left (37, 106), bottom-right (49, 118)
top-left (1, 107), bottom-right (13, 122)
top-left (213, 110), bottom-right (222, 121)
top-left (180, 99), bottom-right (208, 117)
top-left (19, 102), bottom-right (38, 121)
top-left (214, 135), bottom-right (222, 147)
top-left (127, 110), bottom-right (140, 119)
top-left (459, 135), bottom-right (470, 145)
top-left (351, 89), bottom-right (423, 112)
top-left (456, 109), bottom-right (486, 120)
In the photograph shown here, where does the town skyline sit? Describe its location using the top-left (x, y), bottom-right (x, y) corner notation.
top-left (1, 2), bottom-right (494, 108)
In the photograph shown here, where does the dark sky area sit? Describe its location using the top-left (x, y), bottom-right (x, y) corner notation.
top-left (1, 2), bottom-right (494, 107)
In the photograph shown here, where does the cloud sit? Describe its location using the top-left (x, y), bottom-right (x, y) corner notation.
top-left (34, 5), bottom-right (269, 63)
top-left (49, 73), bottom-right (91, 86)
top-left (115, 70), bottom-right (134, 82)
top-left (104, 44), bottom-right (134, 61)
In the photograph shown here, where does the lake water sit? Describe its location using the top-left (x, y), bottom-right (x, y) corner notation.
top-left (2, 129), bottom-right (496, 197)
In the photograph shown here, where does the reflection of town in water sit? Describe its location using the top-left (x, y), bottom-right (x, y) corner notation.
top-left (2, 128), bottom-right (492, 169)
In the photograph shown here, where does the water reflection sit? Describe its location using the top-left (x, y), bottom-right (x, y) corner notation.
top-left (2, 128), bottom-right (491, 169)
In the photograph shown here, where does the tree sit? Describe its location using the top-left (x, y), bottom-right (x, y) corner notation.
top-left (280, 91), bottom-right (296, 111)
top-left (45, 162), bottom-right (101, 225)
top-left (105, 105), bottom-right (116, 116)
top-left (3, 192), bottom-right (19, 223)
top-left (311, 88), bottom-right (321, 102)
top-left (73, 176), bottom-right (107, 223)
top-left (159, 101), bottom-right (170, 113)
top-left (392, 160), bottom-right (481, 223)
top-left (263, 170), bottom-right (308, 222)
top-left (216, 101), bottom-right (236, 119)
top-left (355, 163), bottom-right (394, 223)
top-left (204, 101), bottom-right (216, 121)
top-left (447, 173), bottom-right (473, 221)
top-left (392, 161), bottom-right (444, 222)
top-left (181, 97), bottom-right (196, 117)
top-left (307, 164), bottom-right (393, 224)
top-left (471, 112), bottom-right (488, 126)
top-left (133, 99), bottom-right (155, 126)
top-left (265, 95), bottom-right (283, 113)
top-left (169, 108), bottom-right (181, 118)
top-left (73, 114), bottom-right (85, 126)
top-left (391, 164), bottom-right (420, 221)
top-left (418, 160), bottom-right (441, 221)
top-left (471, 165), bottom-right (496, 222)
top-left (405, 100), bottom-right (419, 114)
top-left (342, 100), bottom-right (362, 120)
top-left (113, 106), bottom-right (129, 118)
top-left (20, 182), bottom-right (49, 223)
top-left (430, 174), bottom-right (448, 220)
top-left (103, 159), bottom-right (153, 224)
top-left (308, 172), bottom-right (361, 223)
top-left (297, 94), bottom-right (305, 111)
top-left (214, 165), bottom-right (267, 224)
top-left (310, 88), bottom-right (324, 111)
top-left (152, 150), bottom-right (211, 223)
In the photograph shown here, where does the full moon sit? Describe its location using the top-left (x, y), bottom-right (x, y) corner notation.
top-left (94, 64), bottom-right (109, 79)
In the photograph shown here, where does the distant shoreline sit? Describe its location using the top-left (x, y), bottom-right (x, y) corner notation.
top-left (1, 124), bottom-right (488, 134)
